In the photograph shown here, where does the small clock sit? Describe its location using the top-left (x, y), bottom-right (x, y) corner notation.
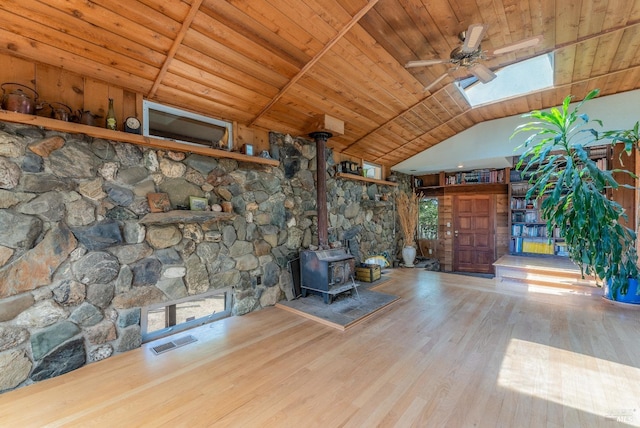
top-left (124, 116), bottom-right (141, 134)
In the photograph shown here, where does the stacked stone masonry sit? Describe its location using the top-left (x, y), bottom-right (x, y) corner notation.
top-left (0, 122), bottom-right (403, 393)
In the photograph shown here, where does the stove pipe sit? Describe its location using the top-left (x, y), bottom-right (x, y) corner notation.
top-left (309, 131), bottom-right (332, 249)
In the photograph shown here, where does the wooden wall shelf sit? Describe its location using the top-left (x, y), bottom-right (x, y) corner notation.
top-left (139, 210), bottom-right (235, 225)
top-left (0, 110), bottom-right (280, 167)
top-left (416, 183), bottom-right (508, 194)
top-left (361, 200), bottom-right (393, 208)
top-left (335, 172), bottom-right (398, 186)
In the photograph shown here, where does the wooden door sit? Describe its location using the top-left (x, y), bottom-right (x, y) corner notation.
top-left (453, 195), bottom-right (496, 274)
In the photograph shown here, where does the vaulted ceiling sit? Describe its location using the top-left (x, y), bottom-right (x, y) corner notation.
top-left (2, 0), bottom-right (640, 169)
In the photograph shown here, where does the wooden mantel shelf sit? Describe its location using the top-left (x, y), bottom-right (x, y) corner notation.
top-left (0, 110), bottom-right (280, 167)
top-left (139, 210), bottom-right (235, 225)
top-left (361, 199), bottom-right (393, 208)
top-left (335, 172), bottom-right (398, 186)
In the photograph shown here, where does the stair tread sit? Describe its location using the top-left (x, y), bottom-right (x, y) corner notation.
top-left (494, 254), bottom-right (600, 291)
top-left (494, 255), bottom-right (585, 274)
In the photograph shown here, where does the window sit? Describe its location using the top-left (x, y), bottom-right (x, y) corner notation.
top-left (143, 100), bottom-right (233, 149)
top-left (141, 288), bottom-right (232, 343)
top-left (455, 53), bottom-right (554, 107)
top-left (362, 161), bottom-right (382, 179)
top-left (418, 198), bottom-right (438, 240)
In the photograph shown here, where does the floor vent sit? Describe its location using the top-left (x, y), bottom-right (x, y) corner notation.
top-left (151, 334), bottom-right (198, 355)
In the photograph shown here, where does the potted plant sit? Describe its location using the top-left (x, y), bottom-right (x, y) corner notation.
top-left (396, 190), bottom-right (419, 267)
top-left (512, 88), bottom-right (640, 303)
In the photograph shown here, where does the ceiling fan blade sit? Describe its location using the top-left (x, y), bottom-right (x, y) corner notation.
top-left (424, 72), bottom-right (449, 92)
top-left (461, 23), bottom-right (488, 53)
top-left (405, 58), bottom-right (450, 68)
top-left (489, 35), bottom-right (543, 56)
top-left (469, 63), bottom-right (496, 83)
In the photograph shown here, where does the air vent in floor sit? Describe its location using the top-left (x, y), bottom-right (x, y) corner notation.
top-left (151, 334), bottom-right (198, 355)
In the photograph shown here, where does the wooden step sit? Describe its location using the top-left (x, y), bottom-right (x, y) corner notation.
top-left (493, 255), bottom-right (601, 295)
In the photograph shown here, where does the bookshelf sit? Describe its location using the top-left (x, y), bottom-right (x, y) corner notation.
top-left (443, 168), bottom-right (506, 185)
top-left (508, 145), bottom-right (610, 257)
top-left (414, 167), bottom-right (509, 190)
top-left (508, 182), bottom-right (563, 256)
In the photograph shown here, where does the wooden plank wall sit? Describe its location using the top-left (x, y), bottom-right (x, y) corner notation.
top-left (235, 125), bottom-right (270, 154)
top-left (611, 143), bottom-right (637, 229)
top-left (495, 193), bottom-right (509, 259)
top-left (0, 54), bottom-right (140, 131)
top-left (441, 194), bottom-right (453, 271)
top-left (0, 53), bottom-right (269, 152)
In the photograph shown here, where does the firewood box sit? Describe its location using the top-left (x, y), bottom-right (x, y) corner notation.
top-left (355, 263), bottom-right (381, 282)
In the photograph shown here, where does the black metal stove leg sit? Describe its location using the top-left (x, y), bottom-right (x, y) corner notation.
top-left (324, 292), bottom-right (330, 304)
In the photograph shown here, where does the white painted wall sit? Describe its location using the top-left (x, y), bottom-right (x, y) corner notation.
top-left (393, 89), bottom-right (640, 175)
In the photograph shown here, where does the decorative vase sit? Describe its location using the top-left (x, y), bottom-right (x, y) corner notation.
top-left (402, 245), bottom-right (416, 268)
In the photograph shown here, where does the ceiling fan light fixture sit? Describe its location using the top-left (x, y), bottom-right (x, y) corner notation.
top-left (405, 23), bottom-right (542, 87)
top-left (460, 57), bottom-right (474, 67)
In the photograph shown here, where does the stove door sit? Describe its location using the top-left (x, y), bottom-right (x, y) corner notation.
top-left (329, 259), bottom-right (354, 286)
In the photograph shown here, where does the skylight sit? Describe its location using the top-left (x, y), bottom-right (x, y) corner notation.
top-left (456, 53), bottom-right (554, 107)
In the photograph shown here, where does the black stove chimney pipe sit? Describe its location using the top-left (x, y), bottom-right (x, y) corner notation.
top-left (309, 131), bottom-right (332, 249)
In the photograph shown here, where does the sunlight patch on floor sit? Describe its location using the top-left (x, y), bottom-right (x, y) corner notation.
top-left (520, 281), bottom-right (597, 297)
top-left (498, 338), bottom-right (640, 425)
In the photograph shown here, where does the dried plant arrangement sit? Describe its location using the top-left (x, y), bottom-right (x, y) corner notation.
top-left (396, 190), bottom-right (419, 247)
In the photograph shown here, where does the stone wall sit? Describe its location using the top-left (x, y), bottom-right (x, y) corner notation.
top-left (0, 121), bottom-right (401, 393)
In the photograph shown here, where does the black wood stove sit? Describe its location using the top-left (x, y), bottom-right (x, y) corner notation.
top-left (299, 131), bottom-right (358, 304)
top-left (300, 248), bottom-right (357, 304)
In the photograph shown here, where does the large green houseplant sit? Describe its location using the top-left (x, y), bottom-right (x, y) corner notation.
top-left (512, 89), bottom-right (640, 301)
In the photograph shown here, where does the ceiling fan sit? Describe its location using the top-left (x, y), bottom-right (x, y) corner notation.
top-left (406, 24), bottom-right (542, 86)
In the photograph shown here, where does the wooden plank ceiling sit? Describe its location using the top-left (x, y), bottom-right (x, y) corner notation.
top-left (1, 0), bottom-right (640, 168)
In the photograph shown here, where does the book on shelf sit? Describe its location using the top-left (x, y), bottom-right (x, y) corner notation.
top-left (512, 237), bottom-right (554, 254)
top-left (555, 242), bottom-right (569, 256)
top-left (588, 146), bottom-right (608, 159)
top-left (445, 168), bottom-right (505, 185)
top-left (514, 237), bottom-right (523, 253)
top-left (511, 224), bottom-right (548, 238)
top-left (510, 183), bottom-right (531, 196)
top-left (510, 198), bottom-right (537, 209)
top-left (522, 240), bottom-right (554, 254)
top-left (511, 211), bottom-right (540, 223)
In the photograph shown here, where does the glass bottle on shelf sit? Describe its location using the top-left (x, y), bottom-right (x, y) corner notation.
top-left (106, 98), bottom-right (117, 130)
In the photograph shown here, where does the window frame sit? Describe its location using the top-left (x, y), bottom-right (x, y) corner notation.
top-left (454, 53), bottom-right (554, 107)
top-left (142, 100), bottom-right (233, 150)
top-left (418, 197), bottom-right (439, 240)
top-left (362, 161), bottom-right (382, 180)
top-left (141, 287), bottom-right (232, 343)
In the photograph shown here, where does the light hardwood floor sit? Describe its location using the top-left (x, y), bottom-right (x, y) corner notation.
top-left (1, 269), bottom-right (639, 427)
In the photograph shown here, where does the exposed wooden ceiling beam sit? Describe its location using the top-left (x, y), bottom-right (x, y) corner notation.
top-left (147, 0), bottom-right (204, 99)
top-left (248, 0), bottom-right (380, 128)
